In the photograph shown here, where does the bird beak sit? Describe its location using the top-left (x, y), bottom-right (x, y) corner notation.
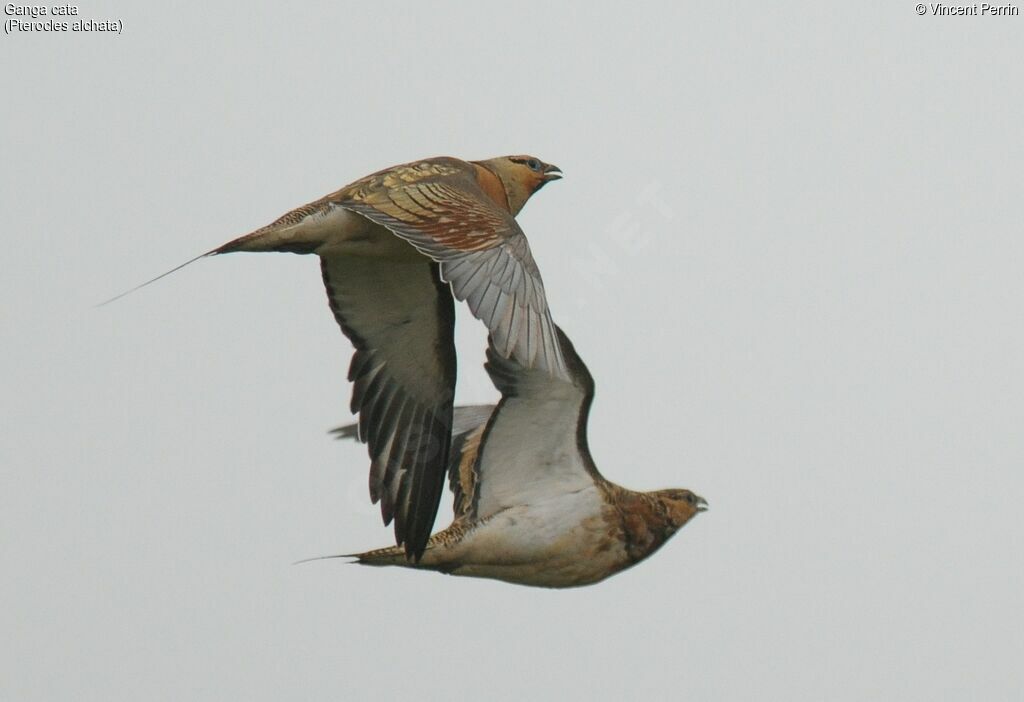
top-left (695, 496), bottom-right (709, 512)
top-left (542, 164), bottom-right (562, 182)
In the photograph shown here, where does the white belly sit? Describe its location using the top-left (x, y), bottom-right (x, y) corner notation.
top-left (440, 486), bottom-right (629, 588)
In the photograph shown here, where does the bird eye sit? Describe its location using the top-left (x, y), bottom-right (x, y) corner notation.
top-left (527, 159), bottom-right (541, 172)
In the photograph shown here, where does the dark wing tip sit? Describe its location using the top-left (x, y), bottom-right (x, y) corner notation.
top-left (483, 338), bottom-right (523, 396)
top-left (363, 401), bottom-right (452, 562)
top-left (554, 325), bottom-right (595, 397)
top-left (399, 409), bottom-right (452, 562)
top-left (330, 423), bottom-right (359, 440)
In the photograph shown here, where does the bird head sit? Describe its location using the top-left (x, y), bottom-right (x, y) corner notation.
top-left (474, 155), bottom-right (562, 215)
top-left (653, 488), bottom-right (708, 530)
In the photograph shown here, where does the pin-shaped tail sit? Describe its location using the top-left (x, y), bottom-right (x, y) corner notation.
top-left (292, 553), bottom-right (358, 566)
top-left (96, 249), bottom-right (219, 307)
top-left (97, 219), bottom-right (325, 308)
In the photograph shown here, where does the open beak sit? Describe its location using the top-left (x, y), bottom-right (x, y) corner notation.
top-left (542, 164), bottom-right (562, 182)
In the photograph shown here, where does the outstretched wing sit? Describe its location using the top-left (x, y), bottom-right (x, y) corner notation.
top-left (339, 162), bottom-right (566, 377)
top-left (468, 327), bottom-right (603, 520)
top-left (321, 252), bottom-right (456, 561)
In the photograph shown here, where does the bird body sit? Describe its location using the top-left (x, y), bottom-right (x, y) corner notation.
top-left (355, 483), bottom-right (621, 588)
top-left (352, 482), bottom-right (702, 589)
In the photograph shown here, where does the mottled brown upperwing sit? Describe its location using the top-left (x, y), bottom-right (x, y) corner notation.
top-left (341, 158), bottom-right (513, 254)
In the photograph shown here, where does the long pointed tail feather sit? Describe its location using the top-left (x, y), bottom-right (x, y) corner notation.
top-left (293, 545), bottom-right (408, 567)
top-left (97, 249), bottom-right (217, 307)
top-left (98, 219), bottom-right (324, 307)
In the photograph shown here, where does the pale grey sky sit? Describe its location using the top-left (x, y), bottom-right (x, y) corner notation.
top-left (3, 2), bottom-right (1022, 700)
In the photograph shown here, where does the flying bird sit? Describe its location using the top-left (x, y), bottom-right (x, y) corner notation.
top-left (107, 155), bottom-right (564, 561)
top-left (332, 327), bottom-right (707, 588)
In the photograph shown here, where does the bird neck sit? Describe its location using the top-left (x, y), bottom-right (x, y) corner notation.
top-left (471, 163), bottom-right (514, 214)
top-left (605, 485), bottom-right (676, 563)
